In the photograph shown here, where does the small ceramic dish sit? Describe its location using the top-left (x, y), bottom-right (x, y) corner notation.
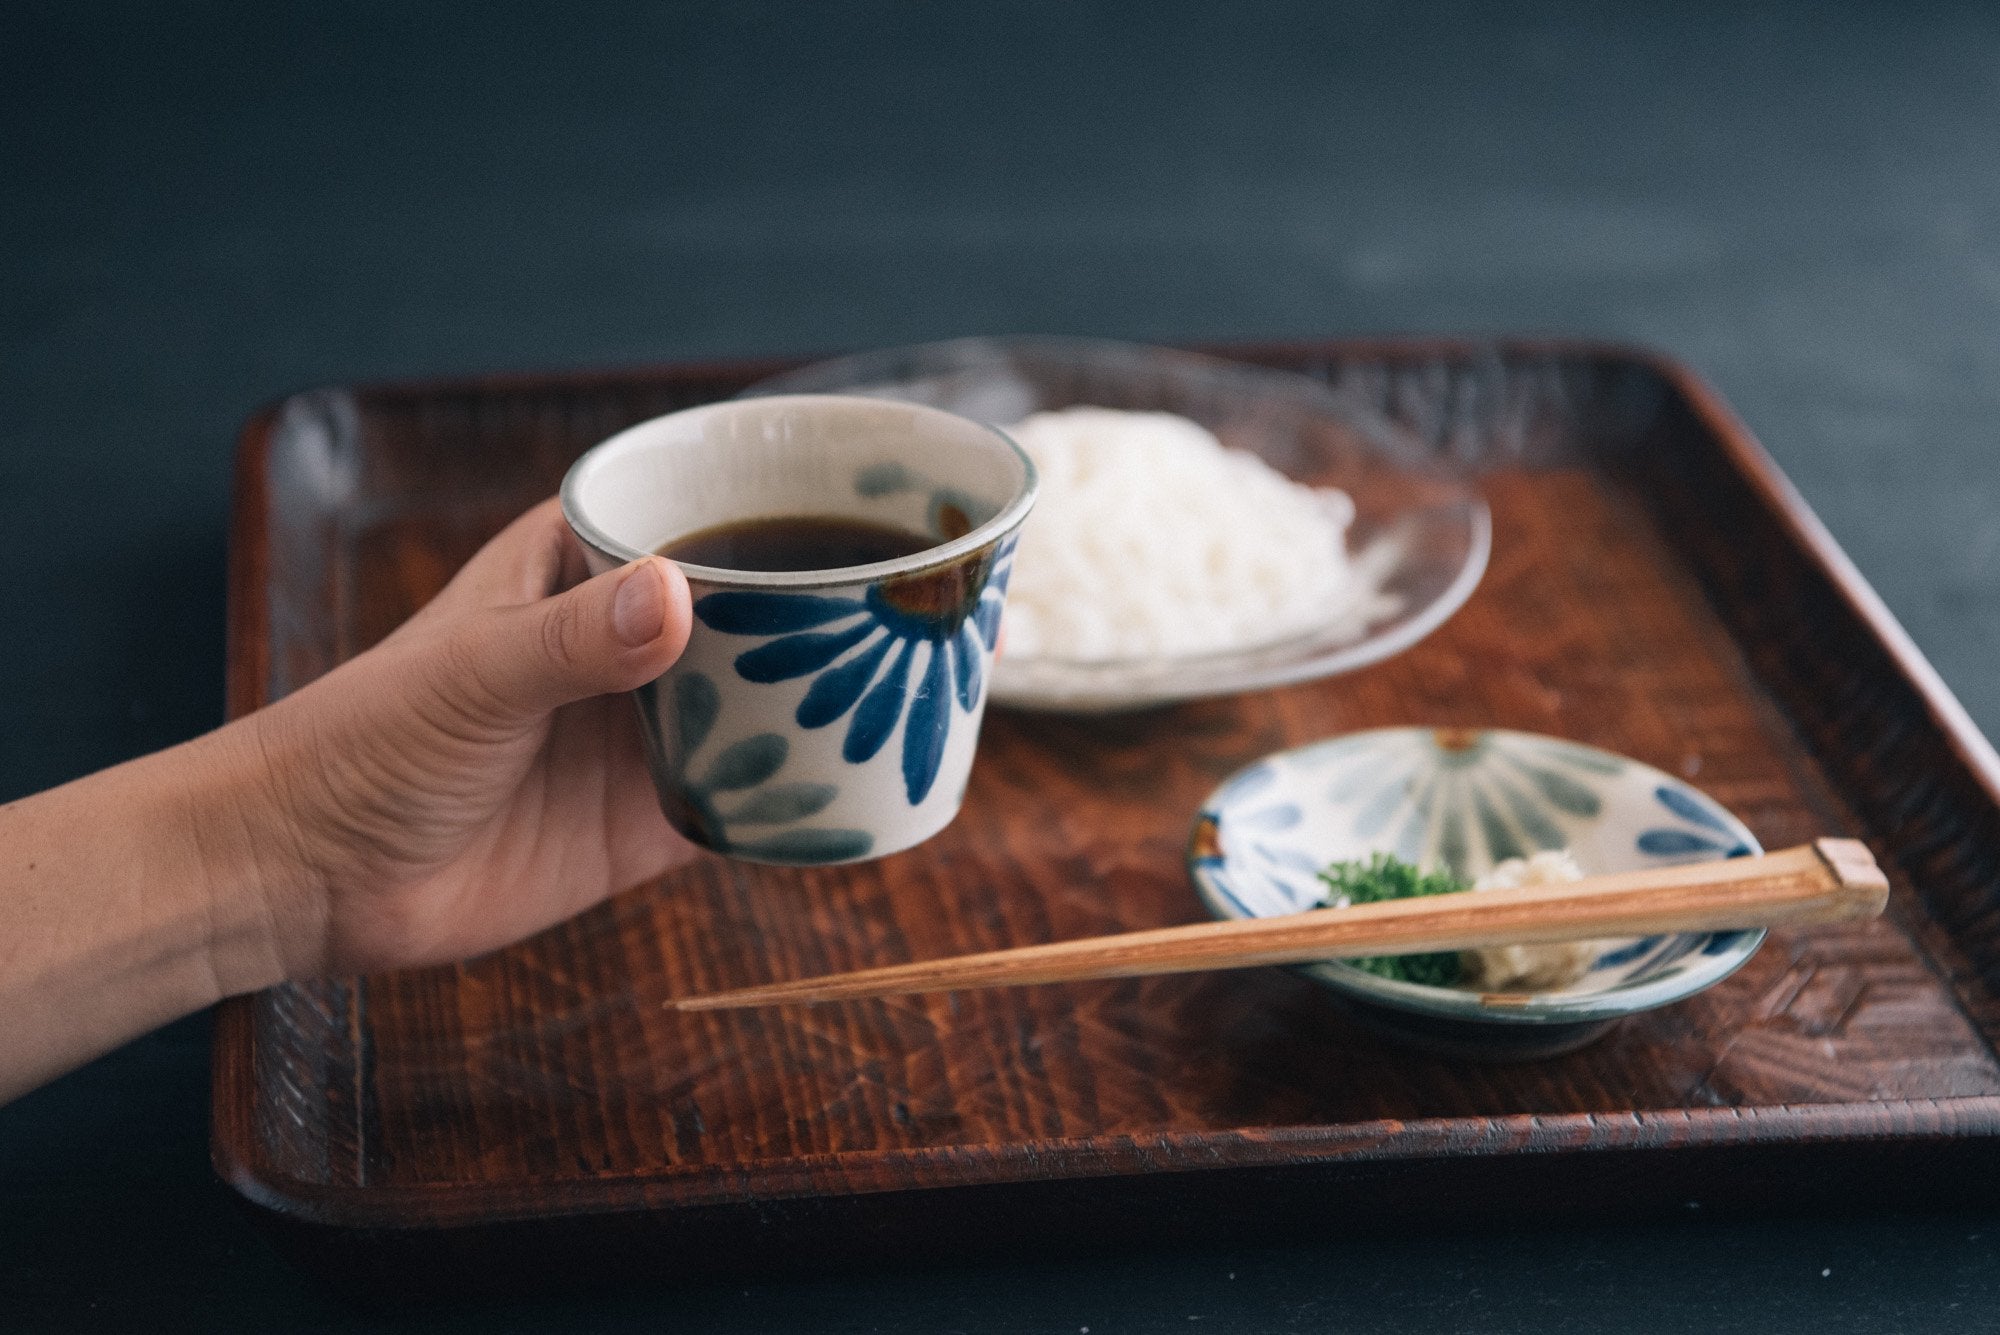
top-left (1188, 727), bottom-right (1765, 1059)
top-left (743, 337), bottom-right (1490, 713)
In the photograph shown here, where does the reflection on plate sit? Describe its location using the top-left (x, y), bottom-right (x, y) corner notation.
top-left (1188, 727), bottom-right (1766, 1060)
top-left (744, 337), bottom-right (1491, 713)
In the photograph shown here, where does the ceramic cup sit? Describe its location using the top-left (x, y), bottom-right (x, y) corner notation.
top-left (561, 394), bottom-right (1037, 865)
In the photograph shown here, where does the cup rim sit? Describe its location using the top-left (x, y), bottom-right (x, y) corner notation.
top-left (560, 393), bottom-right (1039, 589)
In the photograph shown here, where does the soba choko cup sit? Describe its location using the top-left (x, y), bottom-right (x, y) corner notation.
top-left (561, 395), bottom-right (1037, 865)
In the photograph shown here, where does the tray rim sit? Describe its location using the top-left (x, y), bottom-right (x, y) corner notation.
top-left (211, 335), bottom-right (2000, 1233)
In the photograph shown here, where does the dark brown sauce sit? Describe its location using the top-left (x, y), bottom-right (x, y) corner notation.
top-left (657, 514), bottom-right (935, 573)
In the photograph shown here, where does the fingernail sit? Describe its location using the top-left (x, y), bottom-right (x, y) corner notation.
top-left (612, 560), bottom-right (667, 647)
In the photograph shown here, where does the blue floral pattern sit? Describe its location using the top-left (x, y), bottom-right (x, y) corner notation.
top-left (641, 671), bottom-right (874, 863)
top-left (693, 537), bottom-right (1015, 805)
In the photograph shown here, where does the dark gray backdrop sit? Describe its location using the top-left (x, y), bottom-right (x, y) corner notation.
top-left (4, 2), bottom-right (1998, 1330)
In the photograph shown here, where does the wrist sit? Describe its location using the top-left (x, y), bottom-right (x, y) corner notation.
top-left (167, 711), bottom-right (332, 993)
top-left (0, 715), bottom-right (335, 1100)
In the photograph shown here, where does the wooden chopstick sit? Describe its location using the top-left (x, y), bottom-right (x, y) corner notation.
top-left (670, 839), bottom-right (1887, 1012)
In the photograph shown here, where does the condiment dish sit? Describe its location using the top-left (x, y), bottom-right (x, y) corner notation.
top-left (1189, 727), bottom-right (1766, 1058)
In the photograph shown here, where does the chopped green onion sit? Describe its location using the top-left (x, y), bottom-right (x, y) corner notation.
top-left (1316, 852), bottom-right (1470, 986)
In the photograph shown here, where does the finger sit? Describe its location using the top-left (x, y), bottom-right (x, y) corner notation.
top-left (543, 693), bottom-right (704, 897)
top-left (442, 556), bottom-right (692, 724)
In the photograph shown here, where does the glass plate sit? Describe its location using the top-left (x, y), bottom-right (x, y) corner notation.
top-left (744, 337), bottom-right (1490, 712)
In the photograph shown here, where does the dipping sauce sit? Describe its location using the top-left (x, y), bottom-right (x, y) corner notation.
top-left (657, 514), bottom-right (934, 573)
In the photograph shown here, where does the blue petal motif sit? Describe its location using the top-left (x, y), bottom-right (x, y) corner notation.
top-left (902, 641), bottom-right (952, 803)
top-left (695, 591), bottom-right (866, 635)
top-left (1653, 784), bottom-right (1733, 833)
top-left (845, 638), bottom-right (917, 763)
top-left (730, 827), bottom-right (876, 864)
top-left (973, 592), bottom-right (1003, 648)
top-left (1594, 936), bottom-right (1662, 968)
top-left (723, 782), bottom-right (839, 824)
top-left (855, 461), bottom-right (919, 497)
top-left (734, 620), bottom-right (876, 683)
top-left (951, 625), bottom-right (982, 711)
top-left (1493, 772), bottom-right (1568, 850)
top-left (699, 733), bottom-right (789, 792)
top-left (1473, 787), bottom-right (1524, 862)
top-left (1518, 763), bottom-right (1601, 817)
top-left (796, 634), bottom-right (894, 728)
top-left (673, 673), bottom-right (719, 754)
top-left (1637, 828), bottom-right (1732, 857)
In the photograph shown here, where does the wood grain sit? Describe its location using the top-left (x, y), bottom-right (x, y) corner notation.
top-left (213, 341), bottom-right (2000, 1293)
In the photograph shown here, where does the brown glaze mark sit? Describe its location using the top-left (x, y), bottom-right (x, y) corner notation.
top-left (876, 545), bottom-right (993, 631)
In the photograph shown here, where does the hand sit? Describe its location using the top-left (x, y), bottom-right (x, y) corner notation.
top-left (246, 499), bottom-right (695, 977)
top-left (0, 498), bottom-right (697, 1100)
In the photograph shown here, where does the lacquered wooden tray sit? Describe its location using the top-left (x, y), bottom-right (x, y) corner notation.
top-left (214, 341), bottom-right (2000, 1297)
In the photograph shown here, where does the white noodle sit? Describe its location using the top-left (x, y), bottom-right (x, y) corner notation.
top-left (1000, 408), bottom-right (1374, 662)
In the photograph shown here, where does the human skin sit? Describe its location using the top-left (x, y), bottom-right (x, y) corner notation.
top-left (0, 500), bottom-right (695, 1103)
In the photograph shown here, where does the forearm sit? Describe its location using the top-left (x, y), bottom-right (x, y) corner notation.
top-left (0, 718), bottom-right (315, 1102)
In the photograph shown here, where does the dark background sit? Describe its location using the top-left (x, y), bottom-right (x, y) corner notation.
top-left (5, 1), bottom-right (1999, 1329)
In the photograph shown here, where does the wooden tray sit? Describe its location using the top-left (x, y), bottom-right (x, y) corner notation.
top-left (214, 340), bottom-right (2000, 1296)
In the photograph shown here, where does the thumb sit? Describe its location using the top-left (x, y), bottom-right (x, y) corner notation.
top-left (448, 556), bottom-right (692, 721)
